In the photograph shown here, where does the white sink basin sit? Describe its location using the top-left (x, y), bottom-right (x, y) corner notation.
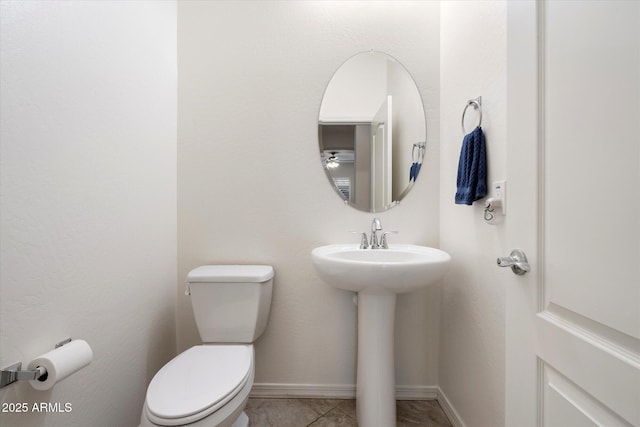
top-left (312, 244), bottom-right (451, 295)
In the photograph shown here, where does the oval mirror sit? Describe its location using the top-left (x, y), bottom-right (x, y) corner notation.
top-left (318, 51), bottom-right (426, 212)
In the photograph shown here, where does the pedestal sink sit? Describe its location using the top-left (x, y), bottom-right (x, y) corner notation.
top-left (311, 244), bottom-right (451, 426)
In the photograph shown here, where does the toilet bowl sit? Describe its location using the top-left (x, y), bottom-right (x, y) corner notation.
top-left (140, 265), bottom-right (274, 427)
top-left (141, 345), bottom-right (254, 427)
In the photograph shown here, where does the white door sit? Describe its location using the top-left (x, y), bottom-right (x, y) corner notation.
top-left (371, 95), bottom-right (392, 212)
top-left (506, 2), bottom-right (640, 426)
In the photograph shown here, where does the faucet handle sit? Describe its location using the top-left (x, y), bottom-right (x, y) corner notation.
top-left (380, 231), bottom-right (399, 249)
top-left (350, 231), bottom-right (369, 249)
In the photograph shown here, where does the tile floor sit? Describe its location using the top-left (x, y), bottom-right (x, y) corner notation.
top-left (245, 398), bottom-right (453, 427)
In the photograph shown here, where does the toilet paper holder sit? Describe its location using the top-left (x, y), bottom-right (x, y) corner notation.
top-left (0, 337), bottom-right (71, 389)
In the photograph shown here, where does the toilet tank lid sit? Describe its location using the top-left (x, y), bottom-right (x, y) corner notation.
top-left (187, 265), bottom-right (274, 283)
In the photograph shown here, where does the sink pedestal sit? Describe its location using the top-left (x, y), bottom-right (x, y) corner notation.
top-left (311, 243), bottom-right (451, 426)
top-left (356, 293), bottom-right (397, 426)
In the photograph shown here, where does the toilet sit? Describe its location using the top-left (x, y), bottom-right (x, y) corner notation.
top-left (140, 265), bottom-right (274, 427)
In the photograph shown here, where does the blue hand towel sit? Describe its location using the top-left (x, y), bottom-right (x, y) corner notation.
top-left (455, 126), bottom-right (487, 205)
top-left (409, 162), bottom-right (422, 182)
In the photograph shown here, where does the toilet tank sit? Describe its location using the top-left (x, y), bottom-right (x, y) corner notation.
top-left (187, 265), bottom-right (274, 343)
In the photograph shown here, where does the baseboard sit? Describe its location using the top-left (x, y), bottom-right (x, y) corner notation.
top-left (250, 383), bottom-right (355, 399)
top-left (436, 387), bottom-right (467, 427)
top-left (396, 385), bottom-right (439, 400)
top-left (250, 383), bottom-right (439, 400)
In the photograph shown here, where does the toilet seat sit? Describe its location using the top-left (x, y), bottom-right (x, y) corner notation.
top-left (144, 345), bottom-right (253, 426)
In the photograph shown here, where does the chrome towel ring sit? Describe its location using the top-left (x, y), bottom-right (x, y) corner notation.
top-left (412, 142), bottom-right (425, 162)
top-left (461, 96), bottom-right (482, 135)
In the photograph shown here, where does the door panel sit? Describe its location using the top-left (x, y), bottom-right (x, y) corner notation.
top-left (537, 309), bottom-right (639, 424)
top-left (543, 364), bottom-right (633, 427)
top-left (543, 0), bottom-right (640, 339)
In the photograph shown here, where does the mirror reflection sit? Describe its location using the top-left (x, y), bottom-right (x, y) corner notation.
top-left (318, 51), bottom-right (426, 212)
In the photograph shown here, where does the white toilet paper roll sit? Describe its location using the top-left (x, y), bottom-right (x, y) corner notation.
top-left (27, 339), bottom-right (93, 391)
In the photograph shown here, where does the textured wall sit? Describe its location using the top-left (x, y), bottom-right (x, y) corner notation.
top-left (439, 2), bottom-right (508, 426)
top-left (178, 1), bottom-right (441, 390)
top-left (0, 2), bottom-right (177, 426)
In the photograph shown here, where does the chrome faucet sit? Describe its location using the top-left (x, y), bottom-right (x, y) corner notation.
top-left (370, 218), bottom-right (382, 249)
top-left (352, 218), bottom-right (397, 249)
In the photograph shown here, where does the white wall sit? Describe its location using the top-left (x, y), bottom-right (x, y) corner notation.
top-left (319, 53), bottom-right (387, 121)
top-left (439, 1), bottom-right (508, 426)
top-left (178, 1), bottom-right (441, 391)
top-left (0, 2), bottom-right (177, 426)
